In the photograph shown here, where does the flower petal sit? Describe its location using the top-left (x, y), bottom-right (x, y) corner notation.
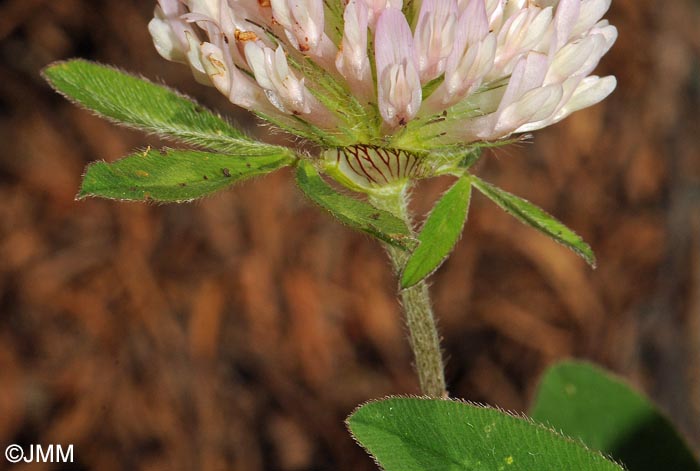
top-left (336, 0), bottom-right (372, 94)
top-left (375, 9), bottom-right (422, 126)
top-left (572, 0), bottom-right (612, 37)
top-left (552, 0), bottom-right (580, 52)
top-left (148, 8), bottom-right (186, 63)
top-left (497, 52), bottom-right (549, 112)
top-left (553, 75), bottom-right (617, 122)
top-left (414, 0), bottom-right (459, 82)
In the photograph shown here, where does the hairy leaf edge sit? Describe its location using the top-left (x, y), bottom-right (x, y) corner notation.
top-left (76, 147), bottom-right (295, 203)
top-left (346, 395), bottom-right (625, 471)
top-left (472, 177), bottom-right (597, 268)
top-left (42, 59), bottom-right (288, 155)
top-left (399, 176), bottom-right (472, 290)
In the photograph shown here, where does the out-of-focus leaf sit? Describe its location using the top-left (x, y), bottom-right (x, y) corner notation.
top-left (401, 176), bottom-right (471, 288)
top-left (348, 397), bottom-right (623, 471)
top-left (79, 148), bottom-right (293, 202)
top-left (295, 160), bottom-right (414, 250)
top-left (472, 177), bottom-right (596, 267)
top-left (531, 360), bottom-right (700, 471)
top-left (43, 59), bottom-right (286, 155)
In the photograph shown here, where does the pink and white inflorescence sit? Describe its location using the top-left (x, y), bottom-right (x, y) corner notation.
top-left (149, 0), bottom-right (616, 148)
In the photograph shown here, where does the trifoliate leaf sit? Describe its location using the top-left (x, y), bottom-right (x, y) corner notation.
top-left (295, 160), bottom-right (414, 250)
top-left (531, 361), bottom-right (700, 471)
top-left (43, 59), bottom-right (285, 155)
top-left (401, 176), bottom-right (472, 288)
top-left (472, 177), bottom-right (596, 267)
top-left (79, 148), bottom-right (294, 202)
top-left (348, 397), bottom-right (623, 471)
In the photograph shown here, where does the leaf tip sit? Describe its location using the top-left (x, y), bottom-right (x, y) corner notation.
top-left (76, 181), bottom-right (98, 201)
top-left (41, 58), bottom-right (84, 83)
top-left (580, 246), bottom-right (597, 269)
top-left (40, 61), bottom-right (64, 86)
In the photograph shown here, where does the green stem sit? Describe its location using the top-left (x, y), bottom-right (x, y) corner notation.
top-left (370, 187), bottom-right (447, 398)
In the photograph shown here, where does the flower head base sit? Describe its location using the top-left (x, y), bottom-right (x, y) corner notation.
top-left (150, 0), bottom-right (617, 190)
top-left (323, 145), bottom-right (432, 191)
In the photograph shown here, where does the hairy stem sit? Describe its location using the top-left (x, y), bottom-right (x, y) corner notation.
top-left (370, 187), bottom-right (447, 398)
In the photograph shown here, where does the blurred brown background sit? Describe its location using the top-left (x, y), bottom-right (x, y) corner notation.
top-left (1, 0), bottom-right (699, 469)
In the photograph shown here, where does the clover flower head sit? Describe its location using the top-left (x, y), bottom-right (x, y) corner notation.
top-left (43, 1), bottom-right (612, 376)
top-left (150, 0), bottom-right (617, 189)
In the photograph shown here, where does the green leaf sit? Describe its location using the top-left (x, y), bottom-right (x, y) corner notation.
top-left (79, 148), bottom-right (294, 202)
top-left (531, 361), bottom-right (700, 471)
top-left (295, 160), bottom-right (414, 250)
top-left (472, 177), bottom-right (596, 267)
top-left (348, 397), bottom-right (623, 471)
top-left (401, 176), bottom-right (471, 288)
top-left (43, 59), bottom-right (286, 155)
